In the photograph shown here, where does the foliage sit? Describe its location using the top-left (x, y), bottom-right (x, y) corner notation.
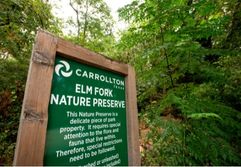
top-left (139, 88), bottom-right (241, 166)
top-left (0, 0), bottom-right (62, 165)
top-left (0, 59), bottom-right (27, 165)
top-left (1, 0), bottom-right (241, 166)
top-left (117, 0), bottom-right (241, 165)
top-left (66, 0), bottom-right (115, 55)
top-left (0, 0), bottom-right (62, 60)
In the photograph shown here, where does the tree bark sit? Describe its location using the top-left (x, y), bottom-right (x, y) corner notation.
top-left (69, 0), bottom-right (81, 37)
top-left (82, 0), bottom-right (89, 44)
top-left (224, 2), bottom-right (241, 49)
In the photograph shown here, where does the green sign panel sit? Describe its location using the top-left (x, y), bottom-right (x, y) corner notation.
top-left (44, 55), bottom-right (128, 166)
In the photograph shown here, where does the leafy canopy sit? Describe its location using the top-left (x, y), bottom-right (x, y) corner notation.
top-left (117, 0), bottom-right (241, 165)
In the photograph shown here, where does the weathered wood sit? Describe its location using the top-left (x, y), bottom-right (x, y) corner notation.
top-left (56, 38), bottom-right (129, 75)
top-left (13, 30), bottom-right (57, 165)
top-left (126, 65), bottom-right (141, 166)
top-left (14, 30), bottom-right (140, 166)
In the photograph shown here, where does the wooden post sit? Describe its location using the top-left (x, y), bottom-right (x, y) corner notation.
top-left (13, 31), bottom-right (57, 165)
top-left (13, 30), bottom-right (140, 166)
top-left (126, 65), bottom-right (141, 165)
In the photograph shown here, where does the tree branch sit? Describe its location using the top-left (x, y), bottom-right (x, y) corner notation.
top-left (160, 28), bottom-right (174, 88)
top-left (69, 0), bottom-right (81, 37)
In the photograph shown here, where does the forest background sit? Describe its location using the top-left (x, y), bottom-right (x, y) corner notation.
top-left (0, 0), bottom-right (241, 165)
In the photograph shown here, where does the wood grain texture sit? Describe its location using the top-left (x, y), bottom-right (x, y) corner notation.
top-left (13, 30), bottom-right (57, 165)
top-left (56, 38), bottom-right (129, 75)
top-left (14, 30), bottom-right (140, 166)
top-left (126, 65), bottom-right (141, 166)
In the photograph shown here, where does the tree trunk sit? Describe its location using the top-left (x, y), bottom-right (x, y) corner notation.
top-left (69, 0), bottom-right (81, 37)
top-left (224, 2), bottom-right (241, 49)
top-left (82, 0), bottom-right (89, 44)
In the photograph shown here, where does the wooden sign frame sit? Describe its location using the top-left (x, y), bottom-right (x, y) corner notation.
top-left (13, 30), bottom-right (140, 166)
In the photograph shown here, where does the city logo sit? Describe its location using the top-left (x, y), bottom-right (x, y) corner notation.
top-left (55, 60), bottom-right (73, 77)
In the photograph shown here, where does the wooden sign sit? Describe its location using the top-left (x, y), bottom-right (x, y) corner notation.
top-left (13, 30), bottom-right (140, 166)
